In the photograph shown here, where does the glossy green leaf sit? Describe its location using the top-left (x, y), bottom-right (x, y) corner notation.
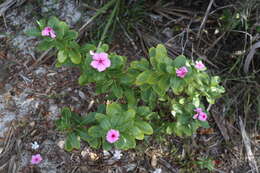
top-left (136, 71), bottom-right (151, 85)
top-left (111, 84), bottom-right (123, 98)
top-left (173, 55), bottom-right (186, 68)
top-left (135, 121), bottom-right (153, 135)
top-left (88, 126), bottom-right (104, 137)
top-left (131, 126), bottom-right (144, 140)
top-left (100, 118), bottom-right (111, 130)
top-left (95, 113), bottom-right (107, 122)
top-left (106, 103), bottom-right (122, 115)
top-left (78, 74), bottom-right (89, 85)
top-left (69, 50), bottom-right (82, 64)
top-left (57, 50), bottom-right (68, 63)
top-left (65, 133), bottom-right (80, 151)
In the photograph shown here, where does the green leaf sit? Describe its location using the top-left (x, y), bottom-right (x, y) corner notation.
top-left (256, 26), bottom-right (260, 33)
top-left (115, 134), bottom-right (136, 150)
top-left (158, 75), bottom-right (170, 92)
top-left (135, 121), bottom-right (153, 135)
top-left (173, 55), bottom-right (187, 68)
top-left (78, 74), bottom-right (89, 85)
top-left (88, 126), bottom-right (104, 137)
top-left (136, 71), bottom-right (152, 85)
top-left (57, 50), bottom-right (68, 63)
top-left (80, 112), bottom-right (96, 125)
top-left (102, 139), bottom-right (112, 150)
top-left (77, 129), bottom-right (91, 142)
top-left (192, 97), bottom-right (200, 107)
top-left (149, 47), bottom-right (156, 57)
top-left (95, 113), bottom-right (107, 122)
top-left (109, 54), bottom-right (125, 69)
top-left (65, 30), bottom-right (78, 40)
top-left (130, 58), bottom-right (150, 71)
top-left (36, 19), bottom-right (46, 30)
top-left (97, 104), bottom-right (106, 114)
top-left (170, 77), bottom-right (184, 95)
top-left (100, 118), bottom-right (111, 130)
top-left (106, 103), bottom-right (122, 115)
top-left (137, 106), bottom-right (151, 117)
top-left (64, 137), bottom-right (73, 151)
top-left (65, 133), bottom-right (80, 151)
top-left (155, 44), bottom-right (168, 58)
top-left (88, 137), bottom-right (101, 149)
top-left (131, 126), bottom-right (144, 140)
top-left (56, 21), bottom-right (68, 38)
top-left (152, 84), bottom-right (165, 96)
top-left (200, 121), bottom-right (210, 128)
top-left (111, 83), bottom-right (123, 98)
top-left (125, 109), bottom-right (136, 120)
top-left (100, 44), bottom-right (109, 52)
top-left (69, 50), bottom-right (82, 64)
top-left (37, 40), bottom-right (53, 51)
top-left (81, 44), bottom-right (96, 53)
top-left (48, 16), bottom-right (60, 27)
top-left (124, 89), bottom-right (137, 107)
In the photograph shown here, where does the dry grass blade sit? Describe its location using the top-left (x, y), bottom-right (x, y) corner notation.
top-left (0, 123), bottom-right (17, 172)
top-left (0, 0), bottom-right (16, 16)
top-left (196, 0), bottom-right (214, 50)
top-left (243, 41), bottom-right (260, 74)
top-left (239, 117), bottom-right (259, 173)
top-left (211, 107), bottom-right (230, 142)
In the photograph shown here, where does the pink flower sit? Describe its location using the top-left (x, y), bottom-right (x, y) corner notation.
top-left (41, 27), bottom-right (56, 38)
top-left (106, 129), bottom-right (120, 143)
top-left (195, 61), bottom-right (206, 70)
top-left (193, 108), bottom-right (208, 121)
top-left (198, 112), bottom-right (207, 121)
top-left (176, 66), bottom-right (188, 78)
top-left (193, 113), bottom-right (199, 119)
top-left (194, 108), bottom-right (203, 113)
top-left (30, 154), bottom-right (42, 164)
top-left (90, 52), bottom-right (111, 72)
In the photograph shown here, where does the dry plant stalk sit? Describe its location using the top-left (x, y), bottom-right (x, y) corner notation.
top-left (239, 117), bottom-right (259, 173)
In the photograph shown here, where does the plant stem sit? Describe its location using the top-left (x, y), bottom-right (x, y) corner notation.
top-left (98, 0), bottom-right (120, 47)
top-left (79, 0), bottom-right (117, 34)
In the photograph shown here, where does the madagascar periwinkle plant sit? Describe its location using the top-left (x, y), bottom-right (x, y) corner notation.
top-left (28, 17), bottom-right (225, 151)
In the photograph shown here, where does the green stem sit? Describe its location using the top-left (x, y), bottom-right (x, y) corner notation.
top-left (79, 0), bottom-right (117, 33)
top-left (98, 0), bottom-right (120, 47)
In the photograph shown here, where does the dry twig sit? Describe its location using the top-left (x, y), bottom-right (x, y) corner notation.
top-left (239, 117), bottom-right (259, 173)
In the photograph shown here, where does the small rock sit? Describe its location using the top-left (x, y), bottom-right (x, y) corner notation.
top-left (124, 163), bottom-right (137, 172)
top-left (29, 121), bottom-right (35, 127)
top-left (0, 147), bottom-right (3, 154)
top-left (57, 140), bottom-right (65, 149)
top-left (34, 67), bottom-right (47, 76)
top-left (151, 154), bottom-right (157, 168)
top-left (81, 147), bottom-right (90, 158)
top-left (89, 152), bottom-right (99, 161)
top-left (78, 90), bottom-right (86, 100)
top-left (153, 168), bottom-right (162, 173)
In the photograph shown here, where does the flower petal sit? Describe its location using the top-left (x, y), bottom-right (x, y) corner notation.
top-left (90, 60), bottom-right (100, 69)
top-left (96, 65), bottom-right (106, 72)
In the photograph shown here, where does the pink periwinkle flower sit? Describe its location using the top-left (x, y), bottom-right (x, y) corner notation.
top-left (106, 129), bottom-right (120, 143)
top-left (193, 108), bottom-right (207, 121)
top-left (31, 154), bottom-right (43, 165)
top-left (195, 61), bottom-right (206, 70)
top-left (41, 26), bottom-right (56, 38)
top-left (193, 113), bottom-right (199, 119)
top-left (198, 112), bottom-right (207, 121)
top-left (176, 66), bottom-right (188, 78)
top-left (194, 108), bottom-right (203, 113)
top-left (90, 52), bottom-right (111, 72)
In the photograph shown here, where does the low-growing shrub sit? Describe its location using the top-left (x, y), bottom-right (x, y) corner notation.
top-left (28, 16), bottom-right (225, 151)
